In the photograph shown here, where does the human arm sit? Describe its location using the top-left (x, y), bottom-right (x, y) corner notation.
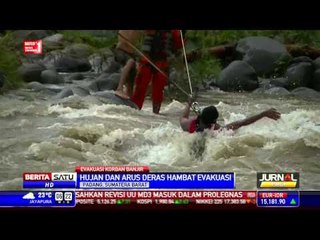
top-left (180, 97), bottom-right (195, 132)
top-left (224, 108), bottom-right (281, 131)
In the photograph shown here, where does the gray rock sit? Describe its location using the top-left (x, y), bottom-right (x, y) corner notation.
top-left (18, 63), bottom-right (46, 82)
top-left (55, 56), bottom-right (91, 72)
top-left (68, 73), bottom-right (84, 80)
top-left (252, 87), bottom-right (266, 94)
top-left (87, 81), bottom-right (99, 92)
top-left (217, 60), bottom-right (259, 91)
top-left (265, 87), bottom-right (291, 96)
top-left (26, 81), bottom-right (46, 91)
top-left (70, 86), bottom-right (90, 97)
top-left (313, 57), bottom-right (320, 69)
top-left (236, 36), bottom-right (291, 76)
top-left (291, 56), bottom-right (313, 64)
top-left (103, 57), bottom-right (121, 73)
top-left (92, 91), bottom-right (138, 109)
top-left (42, 34), bottom-right (64, 50)
top-left (41, 51), bottom-right (63, 69)
top-left (56, 88), bottom-right (74, 99)
top-left (270, 77), bottom-right (289, 89)
top-left (291, 87), bottom-right (320, 99)
top-left (55, 86), bottom-right (91, 99)
top-left (312, 69), bottom-right (320, 91)
top-left (258, 78), bottom-right (272, 90)
top-left (89, 73), bottom-right (120, 91)
top-left (63, 43), bottom-right (93, 59)
top-left (41, 69), bottom-right (63, 84)
top-left (43, 33), bottom-right (64, 44)
top-left (286, 61), bottom-right (314, 90)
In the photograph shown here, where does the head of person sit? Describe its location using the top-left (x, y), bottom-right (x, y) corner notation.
top-left (196, 106), bottom-right (219, 131)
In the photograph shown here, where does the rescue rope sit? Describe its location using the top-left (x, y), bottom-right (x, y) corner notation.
top-left (118, 31), bottom-right (190, 97)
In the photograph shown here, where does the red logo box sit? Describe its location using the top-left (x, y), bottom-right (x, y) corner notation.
top-left (23, 40), bottom-right (42, 54)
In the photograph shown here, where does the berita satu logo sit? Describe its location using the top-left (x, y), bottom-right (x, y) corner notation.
top-left (24, 40), bottom-right (42, 54)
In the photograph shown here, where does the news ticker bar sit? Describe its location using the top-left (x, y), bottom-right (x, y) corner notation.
top-left (1, 191), bottom-right (320, 207)
top-left (23, 173), bottom-right (235, 189)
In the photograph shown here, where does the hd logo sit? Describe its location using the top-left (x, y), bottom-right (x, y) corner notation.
top-left (257, 172), bottom-right (299, 188)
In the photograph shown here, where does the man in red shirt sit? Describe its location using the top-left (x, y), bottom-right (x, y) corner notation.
top-left (131, 30), bottom-right (184, 114)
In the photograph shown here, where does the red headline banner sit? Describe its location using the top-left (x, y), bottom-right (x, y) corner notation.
top-left (75, 166), bottom-right (149, 173)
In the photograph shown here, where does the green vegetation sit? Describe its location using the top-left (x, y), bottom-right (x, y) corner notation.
top-left (0, 32), bottom-right (23, 91)
top-left (62, 31), bottom-right (118, 50)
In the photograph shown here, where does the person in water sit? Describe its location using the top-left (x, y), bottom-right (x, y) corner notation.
top-left (180, 98), bottom-right (281, 133)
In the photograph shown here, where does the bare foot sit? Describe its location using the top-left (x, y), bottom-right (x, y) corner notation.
top-left (115, 90), bottom-right (130, 99)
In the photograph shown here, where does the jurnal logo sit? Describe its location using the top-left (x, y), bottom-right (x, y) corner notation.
top-left (24, 40), bottom-right (42, 54)
top-left (257, 172), bottom-right (299, 188)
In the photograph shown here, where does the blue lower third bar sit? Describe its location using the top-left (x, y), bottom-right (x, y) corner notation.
top-left (23, 181), bottom-right (76, 188)
top-left (257, 191), bottom-right (299, 207)
top-left (77, 173), bottom-right (235, 189)
top-left (0, 191), bottom-right (75, 207)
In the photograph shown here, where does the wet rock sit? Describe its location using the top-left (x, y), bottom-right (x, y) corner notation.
top-left (55, 56), bottom-right (91, 72)
top-left (291, 87), bottom-right (320, 99)
top-left (270, 77), bottom-right (289, 89)
top-left (291, 56), bottom-right (313, 64)
top-left (70, 86), bottom-right (90, 97)
top-left (56, 86), bottom-right (91, 98)
top-left (92, 91), bottom-right (138, 109)
top-left (41, 69), bottom-right (63, 84)
top-left (68, 73), bottom-right (84, 80)
top-left (236, 36), bottom-right (291, 76)
top-left (217, 60), bottom-right (259, 91)
top-left (88, 73), bottom-right (120, 91)
top-left (63, 43), bottom-right (93, 59)
top-left (286, 61), bottom-right (314, 90)
top-left (312, 69), bottom-right (320, 91)
top-left (265, 87), bottom-right (291, 96)
top-left (18, 63), bottom-right (46, 82)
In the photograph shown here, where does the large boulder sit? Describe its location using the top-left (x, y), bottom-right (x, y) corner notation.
top-left (92, 91), bottom-right (138, 109)
top-left (42, 33), bottom-right (64, 50)
top-left (56, 86), bottom-right (90, 99)
top-left (269, 77), bottom-right (289, 89)
top-left (311, 57), bottom-right (320, 91)
top-left (217, 60), bottom-right (259, 91)
top-left (312, 69), bottom-right (320, 91)
top-left (54, 56), bottom-right (91, 72)
top-left (63, 43), bottom-right (93, 59)
top-left (68, 73), bottom-right (84, 81)
top-left (88, 73), bottom-right (120, 91)
top-left (18, 63), bottom-right (46, 82)
top-left (285, 61), bottom-right (314, 90)
top-left (265, 87), bottom-right (291, 96)
top-left (291, 87), bottom-right (320, 99)
top-left (236, 36), bottom-right (291, 76)
top-left (41, 69), bottom-right (63, 84)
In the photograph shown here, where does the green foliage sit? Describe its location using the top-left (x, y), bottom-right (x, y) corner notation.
top-left (62, 31), bottom-right (118, 49)
top-left (0, 32), bottom-right (23, 91)
top-left (189, 52), bottom-right (221, 83)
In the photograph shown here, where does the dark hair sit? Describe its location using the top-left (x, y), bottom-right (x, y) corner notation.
top-left (200, 106), bottom-right (219, 125)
